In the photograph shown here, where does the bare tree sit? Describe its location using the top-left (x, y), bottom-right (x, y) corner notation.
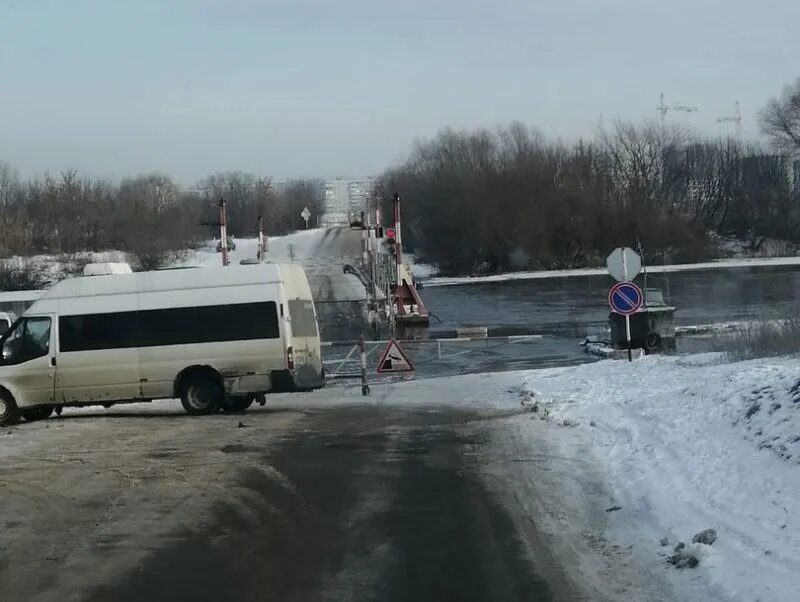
top-left (117, 174), bottom-right (189, 269)
top-left (199, 172), bottom-right (275, 237)
top-left (760, 79), bottom-right (800, 154)
top-left (0, 162), bottom-right (24, 253)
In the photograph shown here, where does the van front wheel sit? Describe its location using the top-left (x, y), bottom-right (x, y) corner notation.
top-left (0, 391), bottom-right (21, 427)
top-left (180, 375), bottom-right (223, 415)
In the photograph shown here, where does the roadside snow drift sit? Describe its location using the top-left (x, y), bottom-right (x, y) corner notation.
top-left (519, 354), bottom-right (800, 602)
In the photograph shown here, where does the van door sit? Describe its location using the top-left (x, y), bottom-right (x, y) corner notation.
top-left (0, 316), bottom-right (56, 406)
top-left (55, 312), bottom-right (142, 404)
top-left (287, 299), bottom-right (323, 387)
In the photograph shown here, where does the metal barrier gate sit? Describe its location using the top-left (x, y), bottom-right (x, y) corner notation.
top-left (322, 334), bottom-right (561, 383)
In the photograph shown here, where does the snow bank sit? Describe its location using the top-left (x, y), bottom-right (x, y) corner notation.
top-left (427, 256), bottom-right (800, 287)
top-left (519, 354), bottom-right (800, 602)
top-left (404, 253), bottom-right (438, 279)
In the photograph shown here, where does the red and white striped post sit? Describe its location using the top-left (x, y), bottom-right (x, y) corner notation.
top-left (218, 198), bottom-right (229, 267)
top-left (360, 335), bottom-right (369, 395)
top-left (392, 193), bottom-right (405, 316)
top-left (361, 210), bottom-right (369, 268)
top-left (392, 193), bottom-right (403, 278)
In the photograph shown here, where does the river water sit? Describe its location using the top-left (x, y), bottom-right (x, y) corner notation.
top-left (335, 264), bottom-right (800, 376)
top-left (421, 265), bottom-right (800, 334)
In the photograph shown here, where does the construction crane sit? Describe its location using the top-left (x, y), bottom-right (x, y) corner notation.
top-left (716, 101), bottom-right (742, 137)
top-left (657, 93), bottom-right (698, 125)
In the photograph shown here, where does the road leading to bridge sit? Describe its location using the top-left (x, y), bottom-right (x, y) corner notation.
top-left (2, 371), bottom-right (676, 602)
top-left (84, 405), bottom-right (569, 602)
top-left (1, 401), bottom-right (588, 602)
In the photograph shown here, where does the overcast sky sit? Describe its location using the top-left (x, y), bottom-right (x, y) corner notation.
top-left (1, 0), bottom-right (799, 184)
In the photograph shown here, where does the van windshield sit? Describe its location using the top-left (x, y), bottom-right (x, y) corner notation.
top-left (288, 300), bottom-right (318, 337)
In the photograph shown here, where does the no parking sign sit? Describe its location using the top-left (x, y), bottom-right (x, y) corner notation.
top-left (608, 281), bottom-right (643, 315)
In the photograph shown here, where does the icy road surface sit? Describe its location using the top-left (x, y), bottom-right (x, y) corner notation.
top-left (3, 356), bottom-right (798, 601)
top-left (1, 375), bottom-right (660, 602)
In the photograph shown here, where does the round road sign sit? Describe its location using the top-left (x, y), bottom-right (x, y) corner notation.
top-left (608, 281), bottom-right (643, 315)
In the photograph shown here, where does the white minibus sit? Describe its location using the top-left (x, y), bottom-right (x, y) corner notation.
top-left (0, 263), bottom-right (324, 425)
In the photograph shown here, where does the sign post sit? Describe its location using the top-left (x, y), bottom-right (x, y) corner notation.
top-left (622, 250), bottom-right (632, 362)
top-left (300, 206), bottom-right (311, 229)
top-left (608, 281), bottom-right (644, 362)
top-left (607, 247), bottom-right (644, 362)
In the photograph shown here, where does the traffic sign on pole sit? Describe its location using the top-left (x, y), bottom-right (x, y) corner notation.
top-left (607, 247), bottom-right (642, 282)
top-left (608, 281), bottom-right (644, 315)
top-left (376, 338), bottom-right (414, 373)
top-left (608, 281), bottom-right (643, 363)
top-left (300, 207), bottom-right (311, 228)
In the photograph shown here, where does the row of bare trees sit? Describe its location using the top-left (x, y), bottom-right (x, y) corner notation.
top-left (0, 167), bottom-right (323, 269)
top-left (377, 114), bottom-right (800, 274)
top-left (375, 78), bottom-right (800, 275)
top-left (3, 79), bottom-right (799, 277)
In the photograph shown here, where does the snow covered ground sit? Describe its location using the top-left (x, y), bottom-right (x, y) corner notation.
top-left (180, 228), bottom-right (331, 268)
top-left (514, 354), bottom-right (800, 602)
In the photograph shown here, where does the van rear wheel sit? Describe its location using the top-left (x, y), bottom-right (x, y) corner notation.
top-left (22, 405), bottom-right (54, 422)
top-left (222, 395), bottom-right (254, 413)
top-left (0, 391), bottom-right (21, 427)
top-left (180, 374), bottom-right (223, 415)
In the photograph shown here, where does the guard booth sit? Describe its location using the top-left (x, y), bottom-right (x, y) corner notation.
top-left (610, 288), bottom-right (676, 353)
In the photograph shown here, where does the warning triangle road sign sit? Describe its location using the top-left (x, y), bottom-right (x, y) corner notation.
top-left (376, 338), bottom-right (415, 373)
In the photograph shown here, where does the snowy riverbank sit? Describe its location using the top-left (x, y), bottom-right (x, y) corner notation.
top-left (514, 353), bottom-right (800, 601)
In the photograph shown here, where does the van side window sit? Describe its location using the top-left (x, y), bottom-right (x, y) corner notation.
top-left (0, 317), bottom-right (51, 365)
top-left (59, 301), bottom-right (280, 352)
top-left (288, 300), bottom-right (318, 337)
top-left (60, 312), bottom-right (138, 352)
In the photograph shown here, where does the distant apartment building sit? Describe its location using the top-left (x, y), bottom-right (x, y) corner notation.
top-left (321, 177), bottom-right (375, 227)
top-left (666, 146), bottom-right (800, 208)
